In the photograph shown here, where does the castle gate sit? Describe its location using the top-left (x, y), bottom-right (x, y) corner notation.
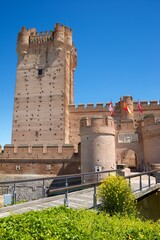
top-left (121, 149), bottom-right (137, 171)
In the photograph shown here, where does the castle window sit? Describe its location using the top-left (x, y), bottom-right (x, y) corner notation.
top-left (38, 69), bottom-right (43, 76)
top-left (35, 131), bottom-right (38, 137)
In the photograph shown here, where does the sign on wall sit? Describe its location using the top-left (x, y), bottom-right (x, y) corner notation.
top-left (118, 133), bottom-right (138, 143)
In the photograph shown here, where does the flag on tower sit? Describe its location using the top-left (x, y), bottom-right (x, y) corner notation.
top-left (123, 102), bottom-right (131, 113)
top-left (109, 101), bottom-right (114, 116)
top-left (138, 101), bottom-right (143, 113)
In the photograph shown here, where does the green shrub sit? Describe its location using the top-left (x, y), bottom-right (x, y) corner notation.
top-left (0, 206), bottom-right (159, 239)
top-left (98, 175), bottom-right (137, 216)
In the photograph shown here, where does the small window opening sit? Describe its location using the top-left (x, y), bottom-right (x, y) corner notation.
top-left (38, 69), bottom-right (43, 76)
top-left (35, 131), bottom-right (38, 137)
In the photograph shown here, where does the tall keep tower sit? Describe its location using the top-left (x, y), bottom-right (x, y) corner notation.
top-left (12, 24), bottom-right (77, 146)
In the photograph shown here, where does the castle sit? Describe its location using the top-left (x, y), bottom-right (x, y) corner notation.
top-left (0, 23), bottom-right (160, 176)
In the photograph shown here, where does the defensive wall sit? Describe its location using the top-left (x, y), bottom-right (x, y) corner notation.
top-left (1, 97), bottom-right (160, 175)
top-left (68, 99), bottom-right (160, 115)
top-left (0, 144), bottom-right (80, 175)
top-left (69, 97), bottom-right (160, 141)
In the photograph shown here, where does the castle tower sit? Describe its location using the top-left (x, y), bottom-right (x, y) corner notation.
top-left (12, 23), bottom-right (77, 146)
top-left (120, 96), bottom-right (134, 120)
top-left (141, 114), bottom-right (160, 167)
top-left (80, 116), bottom-right (116, 173)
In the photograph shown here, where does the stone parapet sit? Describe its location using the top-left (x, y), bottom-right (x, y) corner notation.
top-left (68, 103), bottom-right (110, 112)
top-left (80, 116), bottom-right (115, 136)
top-left (0, 144), bottom-right (75, 160)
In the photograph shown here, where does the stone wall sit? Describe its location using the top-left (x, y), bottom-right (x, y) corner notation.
top-left (0, 175), bottom-right (53, 202)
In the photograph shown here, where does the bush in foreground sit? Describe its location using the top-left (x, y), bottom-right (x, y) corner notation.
top-left (98, 175), bottom-right (137, 216)
top-left (0, 206), bottom-right (160, 239)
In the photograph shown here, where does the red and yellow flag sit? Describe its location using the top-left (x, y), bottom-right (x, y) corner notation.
top-left (123, 102), bottom-right (131, 113)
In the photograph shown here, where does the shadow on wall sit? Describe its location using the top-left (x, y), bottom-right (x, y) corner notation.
top-left (47, 155), bottom-right (81, 195)
top-left (121, 149), bottom-right (137, 171)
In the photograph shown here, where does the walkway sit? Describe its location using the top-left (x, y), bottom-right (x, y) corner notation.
top-left (0, 188), bottom-right (96, 218)
top-left (0, 173), bottom-right (159, 218)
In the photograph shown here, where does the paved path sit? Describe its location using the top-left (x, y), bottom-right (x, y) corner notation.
top-left (0, 188), bottom-right (97, 218)
top-left (0, 174), bottom-right (158, 218)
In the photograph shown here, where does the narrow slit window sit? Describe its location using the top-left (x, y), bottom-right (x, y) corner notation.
top-left (38, 69), bottom-right (43, 76)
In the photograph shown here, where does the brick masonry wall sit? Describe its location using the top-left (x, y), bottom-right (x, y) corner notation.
top-left (0, 145), bottom-right (80, 175)
top-left (12, 25), bottom-right (77, 146)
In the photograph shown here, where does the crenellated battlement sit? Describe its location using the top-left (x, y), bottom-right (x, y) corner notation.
top-left (54, 23), bottom-right (72, 37)
top-left (141, 114), bottom-right (160, 128)
top-left (29, 30), bottom-right (54, 44)
top-left (80, 116), bottom-right (114, 127)
top-left (133, 100), bottom-right (160, 109)
top-left (0, 144), bottom-right (75, 160)
top-left (69, 99), bottom-right (160, 113)
top-left (68, 103), bottom-right (110, 112)
top-left (80, 116), bottom-right (115, 136)
top-left (17, 23), bottom-right (74, 53)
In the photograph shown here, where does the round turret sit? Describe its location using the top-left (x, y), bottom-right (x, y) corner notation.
top-left (80, 116), bottom-right (116, 174)
top-left (65, 27), bottom-right (72, 46)
top-left (54, 23), bottom-right (65, 44)
top-left (17, 26), bottom-right (30, 55)
top-left (120, 96), bottom-right (134, 120)
top-left (142, 114), bottom-right (160, 166)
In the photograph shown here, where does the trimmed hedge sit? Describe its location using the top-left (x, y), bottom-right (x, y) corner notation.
top-left (0, 206), bottom-right (160, 239)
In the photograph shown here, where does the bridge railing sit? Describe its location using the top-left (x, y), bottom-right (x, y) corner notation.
top-left (125, 170), bottom-right (158, 192)
top-left (0, 169), bottom-right (117, 204)
top-left (0, 169), bottom-right (158, 206)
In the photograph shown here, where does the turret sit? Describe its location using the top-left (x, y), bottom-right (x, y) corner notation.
top-left (54, 23), bottom-right (65, 44)
top-left (17, 26), bottom-right (30, 56)
top-left (54, 23), bottom-right (73, 48)
top-left (141, 114), bottom-right (160, 167)
top-left (65, 27), bottom-right (72, 46)
top-left (120, 96), bottom-right (134, 120)
top-left (80, 116), bottom-right (116, 174)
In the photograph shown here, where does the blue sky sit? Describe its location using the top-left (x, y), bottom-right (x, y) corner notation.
top-left (0, 0), bottom-right (160, 147)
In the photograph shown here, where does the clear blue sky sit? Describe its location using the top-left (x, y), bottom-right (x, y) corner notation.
top-left (0, 0), bottom-right (160, 147)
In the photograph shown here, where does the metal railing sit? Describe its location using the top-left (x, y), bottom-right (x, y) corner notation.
top-left (125, 170), bottom-right (158, 192)
top-left (0, 169), bottom-right (117, 204)
top-left (0, 169), bottom-right (158, 207)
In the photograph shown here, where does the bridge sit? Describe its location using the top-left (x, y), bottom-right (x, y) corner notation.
top-left (0, 170), bottom-right (159, 218)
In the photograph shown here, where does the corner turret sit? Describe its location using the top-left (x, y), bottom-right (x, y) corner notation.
top-left (17, 26), bottom-right (30, 56)
top-left (141, 114), bottom-right (160, 167)
top-left (53, 23), bottom-right (73, 48)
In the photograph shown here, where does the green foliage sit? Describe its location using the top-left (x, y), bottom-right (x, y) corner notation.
top-left (98, 175), bottom-right (137, 216)
top-left (0, 206), bottom-right (160, 239)
top-left (15, 199), bottom-right (27, 205)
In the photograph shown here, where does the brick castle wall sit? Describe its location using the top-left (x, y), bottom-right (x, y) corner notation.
top-left (0, 144), bottom-right (80, 175)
